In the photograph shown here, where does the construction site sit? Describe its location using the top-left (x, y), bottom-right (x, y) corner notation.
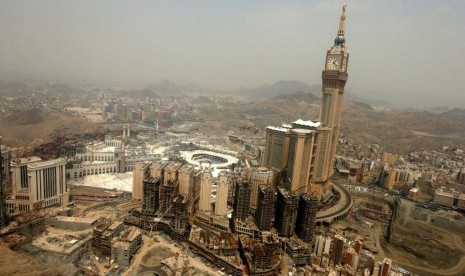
top-left (337, 184), bottom-right (465, 276)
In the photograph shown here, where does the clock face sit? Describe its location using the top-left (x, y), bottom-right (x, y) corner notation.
top-left (327, 55), bottom-right (341, 70)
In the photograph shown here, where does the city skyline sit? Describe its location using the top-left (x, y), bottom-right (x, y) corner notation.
top-left (1, 1), bottom-right (465, 108)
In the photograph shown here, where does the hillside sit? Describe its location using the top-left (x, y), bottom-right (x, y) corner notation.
top-left (234, 80), bottom-right (321, 100)
top-left (441, 108), bottom-right (465, 122)
top-left (200, 92), bottom-right (465, 153)
top-left (0, 108), bottom-right (95, 146)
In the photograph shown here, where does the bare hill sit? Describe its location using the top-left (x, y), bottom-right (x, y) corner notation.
top-left (0, 108), bottom-right (95, 146)
top-left (441, 108), bottom-right (465, 122)
top-left (200, 92), bottom-right (465, 153)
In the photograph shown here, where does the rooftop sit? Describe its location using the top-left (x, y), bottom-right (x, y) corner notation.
top-left (27, 158), bottom-right (66, 169)
top-left (291, 128), bottom-right (314, 135)
top-left (266, 126), bottom-right (289, 133)
top-left (292, 119), bottom-right (321, 128)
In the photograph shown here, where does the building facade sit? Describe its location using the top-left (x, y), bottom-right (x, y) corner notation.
top-left (6, 157), bottom-right (69, 215)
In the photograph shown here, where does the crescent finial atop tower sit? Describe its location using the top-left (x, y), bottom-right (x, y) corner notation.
top-left (335, 3), bottom-right (347, 46)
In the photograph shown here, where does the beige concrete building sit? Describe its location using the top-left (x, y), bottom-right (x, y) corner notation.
top-left (6, 157), bottom-right (69, 215)
top-left (178, 164), bottom-right (194, 198)
top-left (150, 161), bottom-right (167, 179)
top-left (163, 162), bottom-right (182, 185)
top-left (433, 187), bottom-right (465, 210)
top-left (263, 126), bottom-right (290, 170)
top-left (215, 174), bottom-right (228, 216)
top-left (248, 167), bottom-right (274, 207)
top-left (262, 5), bottom-right (350, 199)
top-left (132, 163), bottom-right (150, 200)
top-left (286, 128), bottom-right (316, 193)
top-left (199, 170), bottom-right (213, 212)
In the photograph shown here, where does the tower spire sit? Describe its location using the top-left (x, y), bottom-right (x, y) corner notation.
top-left (335, 3), bottom-right (347, 46)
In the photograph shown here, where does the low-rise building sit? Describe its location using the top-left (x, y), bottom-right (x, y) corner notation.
top-left (433, 187), bottom-right (465, 210)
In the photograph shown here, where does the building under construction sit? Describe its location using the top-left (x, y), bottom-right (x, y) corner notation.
top-left (171, 193), bottom-right (188, 231)
top-left (274, 188), bottom-right (299, 238)
top-left (142, 177), bottom-right (160, 214)
top-left (233, 179), bottom-right (251, 220)
top-left (111, 226), bottom-right (142, 267)
top-left (283, 237), bottom-right (312, 266)
top-left (255, 186), bottom-right (276, 231)
top-left (92, 219), bottom-right (124, 257)
top-left (295, 193), bottom-right (318, 243)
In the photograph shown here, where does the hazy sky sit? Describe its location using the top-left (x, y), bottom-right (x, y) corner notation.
top-left (1, 1), bottom-right (464, 108)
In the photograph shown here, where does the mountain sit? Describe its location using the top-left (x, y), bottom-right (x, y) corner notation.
top-left (441, 108), bottom-right (465, 122)
top-left (144, 80), bottom-right (221, 97)
top-left (234, 80), bottom-right (321, 100)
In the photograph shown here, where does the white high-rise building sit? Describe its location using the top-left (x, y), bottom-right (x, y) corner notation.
top-left (215, 174), bottom-right (228, 216)
top-left (199, 170), bottom-right (213, 212)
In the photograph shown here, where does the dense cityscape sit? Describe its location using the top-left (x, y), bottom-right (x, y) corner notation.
top-left (1, 3), bottom-right (465, 276)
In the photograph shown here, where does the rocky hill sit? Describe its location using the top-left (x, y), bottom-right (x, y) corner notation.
top-left (200, 92), bottom-right (465, 153)
top-left (441, 108), bottom-right (465, 122)
top-left (0, 108), bottom-right (94, 146)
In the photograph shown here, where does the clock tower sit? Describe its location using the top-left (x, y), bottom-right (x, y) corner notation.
top-left (320, 3), bottom-right (349, 128)
top-left (310, 4), bottom-right (349, 196)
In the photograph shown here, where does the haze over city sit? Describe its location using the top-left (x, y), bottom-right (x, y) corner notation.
top-left (1, 0), bottom-right (465, 108)
top-left (2, 2), bottom-right (465, 276)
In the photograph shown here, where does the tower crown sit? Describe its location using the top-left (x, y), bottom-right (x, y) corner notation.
top-left (324, 3), bottom-right (349, 73)
top-left (335, 3), bottom-right (347, 46)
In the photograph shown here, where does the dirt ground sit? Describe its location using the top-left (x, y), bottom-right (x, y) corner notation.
top-left (0, 245), bottom-right (62, 276)
top-left (124, 234), bottom-right (221, 276)
top-left (381, 199), bottom-right (465, 276)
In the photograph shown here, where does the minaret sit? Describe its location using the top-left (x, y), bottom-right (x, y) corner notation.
top-left (311, 4), bottom-right (349, 197)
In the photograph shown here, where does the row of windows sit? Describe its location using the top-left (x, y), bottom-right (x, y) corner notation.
top-left (79, 155), bottom-right (115, 162)
top-left (73, 167), bottom-right (117, 178)
top-left (71, 166), bottom-right (134, 178)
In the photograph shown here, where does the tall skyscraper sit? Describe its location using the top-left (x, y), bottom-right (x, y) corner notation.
top-left (142, 178), bottom-right (160, 214)
top-left (199, 170), bottom-right (213, 212)
top-left (312, 3), bottom-right (349, 195)
top-left (178, 165), bottom-right (194, 198)
top-left (132, 163), bottom-right (150, 200)
top-left (215, 174), bottom-right (228, 216)
top-left (233, 179), bottom-right (251, 220)
top-left (248, 167), bottom-right (274, 207)
top-left (255, 186), bottom-right (276, 231)
top-left (274, 188), bottom-right (299, 238)
top-left (263, 126), bottom-right (290, 170)
top-left (262, 4), bottom-right (350, 199)
top-left (285, 128), bottom-right (315, 192)
top-left (295, 194), bottom-right (318, 242)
